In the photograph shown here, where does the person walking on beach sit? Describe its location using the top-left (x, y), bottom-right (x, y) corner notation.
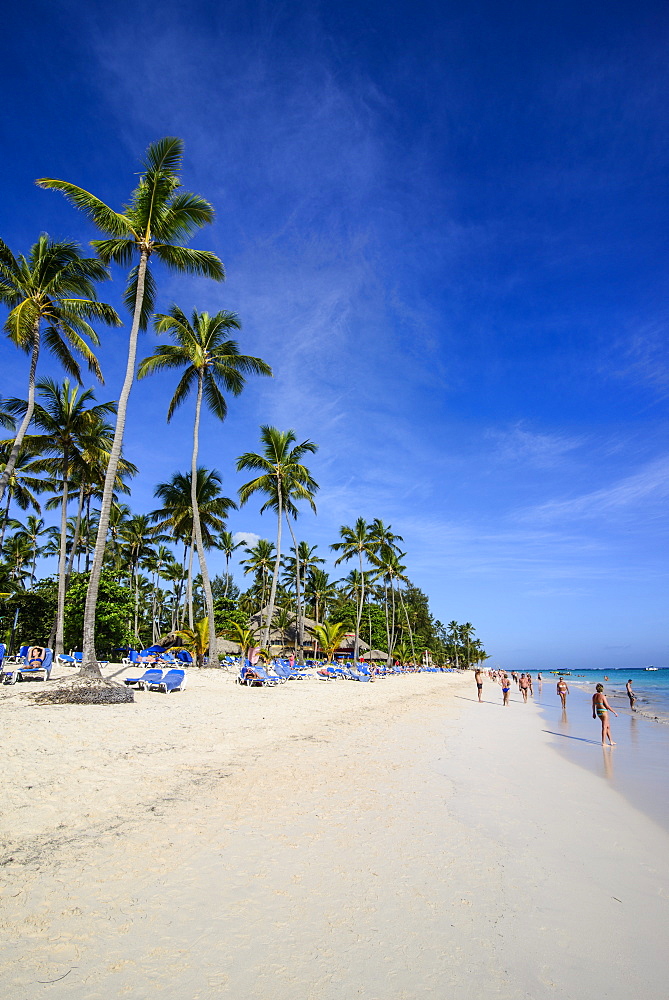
top-left (593, 683), bottom-right (617, 746)
top-left (519, 673), bottom-right (529, 702)
top-left (557, 676), bottom-right (569, 709)
top-left (475, 668), bottom-right (484, 702)
top-left (527, 674), bottom-right (533, 697)
top-left (626, 679), bottom-right (637, 712)
top-left (500, 673), bottom-right (511, 706)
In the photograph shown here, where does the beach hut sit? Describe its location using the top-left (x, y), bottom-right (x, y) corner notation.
top-left (365, 649), bottom-right (389, 662)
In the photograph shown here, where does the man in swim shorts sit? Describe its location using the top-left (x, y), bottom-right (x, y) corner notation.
top-left (519, 673), bottom-right (529, 702)
top-left (475, 668), bottom-right (484, 702)
top-left (593, 683), bottom-right (617, 746)
top-left (626, 679), bottom-right (636, 711)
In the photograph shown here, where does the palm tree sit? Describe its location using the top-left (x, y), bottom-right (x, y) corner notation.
top-left (459, 622), bottom-right (476, 668)
top-left (14, 378), bottom-right (116, 654)
top-left (282, 540), bottom-right (324, 654)
top-left (311, 620), bottom-right (348, 662)
top-left (174, 618), bottom-right (212, 668)
top-left (240, 538), bottom-right (276, 609)
top-left (14, 514), bottom-right (49, 585)
top-left (331, 518), bottom-right (375, 661)
top-left (0, 443), bottom-right (45, 547)
top-left (0, 235), bottom-right (118, 502)
top-left (218, 530), bottom-right (242, 597)
top-left (447, 621), bottom-right (461, 669)
top-left (138, 304), bottom-right (271, 668)
top-left (38, 137), bottom-right (225, 679)
top-left (237, 427), bottom-right (318, 650)
top-left (222, 621), bottom-right (265, 662)
top-left (150, 468), bottom-right (236, 627)
top-left (304, 567), bottom-right (338, 624)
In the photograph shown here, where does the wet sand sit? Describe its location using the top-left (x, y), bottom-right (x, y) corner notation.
top-left (1, 668), bottom-right (668, 998)
top-left (534, 680), bottom-right (669, 832)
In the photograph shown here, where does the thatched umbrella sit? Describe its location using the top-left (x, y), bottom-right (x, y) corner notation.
top-left (365, 649), bottom-right (388, 661)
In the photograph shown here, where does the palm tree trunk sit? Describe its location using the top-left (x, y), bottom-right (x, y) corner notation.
top-left (133, 560), bottom-right (140, 642)
top-left (285, 517), bottom-right (304, 662)
top-left (389, 579), bottom-right (397, 656)
top-left (191, 374), bottom-right (218, 667)
top-left (398, 588), bottom-right (417, 663)
top-left (0, 321), bottom-right (40, 502)
top-left (55, 454), bottom-right (70, 656)
top-left (383, 580), bottom-right (391, 656)
top-left (187, 533), bottom-right (195, 629)
top-left (65, 484), bottom-right (85, 590)
top-left (0, 491), bottom-right (12, 551)
top-left (81, 247), bottom-right (149, 676)
top-left (354, 552), bottom-right (365, 661)
top-left (262, 482), bottom-right (282, 651)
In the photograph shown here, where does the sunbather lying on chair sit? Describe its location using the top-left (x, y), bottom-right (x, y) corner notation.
top-left (28, 646), bottom-right (46, 668)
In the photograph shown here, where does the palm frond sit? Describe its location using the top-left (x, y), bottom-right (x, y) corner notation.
top-left (142, 137), bottom-right (183, 175)
top-left (166, 368), bottom-right (197, 421)
top-left (35, 180), bottom-right (135, 238)
top-left (91, 238), bottom-right (136, 267)
top-left (153, 245), bottom-right (225, 280)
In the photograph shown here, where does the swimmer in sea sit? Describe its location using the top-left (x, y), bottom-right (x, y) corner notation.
top-left (556, 676), bottom-right (569, 709)
top-left (626, 678), bottom-right (636, 712)
top-left (475, 668), bottom-right (484, 702)
top-left (500, 673), bottom-right (511, 706)
top-left (592, 683), bottom-right (617, 746)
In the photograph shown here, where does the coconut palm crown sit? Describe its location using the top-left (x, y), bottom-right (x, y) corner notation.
top-left (0, 235), bottom-right (119, 502)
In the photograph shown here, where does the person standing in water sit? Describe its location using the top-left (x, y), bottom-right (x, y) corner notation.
top-left (475, 668), bottom-right (484, 702)
top-left (593, 683), bottom-right (617, 746)
top-left (557, 676), bottom-right (569, 709)
top-left (626, 678), bottom-right (637, 712)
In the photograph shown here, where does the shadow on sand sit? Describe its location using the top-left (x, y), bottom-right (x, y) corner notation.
top-left (543, 729), bottom-right (604, 747)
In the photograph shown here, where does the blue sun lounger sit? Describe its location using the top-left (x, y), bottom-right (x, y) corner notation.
top-left (5, 648), bottom-right (54, 683)
top-left (124, 668), bottom-right (165, 689)
top-left (146, 668), bottom-right (187, 693)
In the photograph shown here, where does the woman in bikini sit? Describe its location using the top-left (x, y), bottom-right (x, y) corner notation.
top-left (500, 673), bottom-right (511, 706)
top-left (592, 683), bottom-right (617, 746)
top-left (28, 646), bottom-right (45, 668)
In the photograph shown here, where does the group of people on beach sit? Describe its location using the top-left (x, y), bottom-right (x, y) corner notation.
top-left (474, 668), bottom-right (638, 747)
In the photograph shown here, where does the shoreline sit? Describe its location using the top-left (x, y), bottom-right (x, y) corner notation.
top-left (2, 668), bottom-right (668, 998)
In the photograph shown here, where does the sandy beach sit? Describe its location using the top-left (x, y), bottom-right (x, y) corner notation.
top-left (2, 666), bottom-right (668, 999)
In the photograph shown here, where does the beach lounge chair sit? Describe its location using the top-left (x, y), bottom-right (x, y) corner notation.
top-left (122, 649), bottom-right (140, 667)
top-left (175, 649), bottom-right (193, 665)
top-left (238, 662), bottom-right (282, 686)
top-left (124, 668), bottom-right (165, 689)
top-left (146, 668), bottom-right (187, 693)
top-left (13, 647), bottom-right (54, 682)
top-left (273, 660), bottom-right (304, 681)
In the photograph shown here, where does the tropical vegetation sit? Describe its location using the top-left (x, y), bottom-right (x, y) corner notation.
top-left (0, 137), bottom-right (489, 680)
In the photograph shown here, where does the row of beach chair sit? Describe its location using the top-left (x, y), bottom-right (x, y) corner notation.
top-left (236, 657), bottom-right (453, 687)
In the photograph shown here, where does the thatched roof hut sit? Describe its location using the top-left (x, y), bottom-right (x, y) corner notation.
top-left (364, 648), bottom-right (389, 661)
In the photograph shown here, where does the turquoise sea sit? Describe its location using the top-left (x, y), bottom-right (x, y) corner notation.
top-left (542, 666), bottom-right (669, 722)
top-left (530, 669), bottom-right (669, 832)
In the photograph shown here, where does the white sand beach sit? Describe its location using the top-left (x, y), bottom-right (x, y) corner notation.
top-left (1, 667), bottom-right (668, 999)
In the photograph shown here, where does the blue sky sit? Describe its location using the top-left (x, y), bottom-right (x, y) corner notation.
top-left (2, 0), bottom-right (668, 668)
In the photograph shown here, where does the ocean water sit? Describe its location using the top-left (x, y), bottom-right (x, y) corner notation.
top-left (531, 670), bottom-right (669, 832)
top-left (539, 667), bottom-right (669, 723)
